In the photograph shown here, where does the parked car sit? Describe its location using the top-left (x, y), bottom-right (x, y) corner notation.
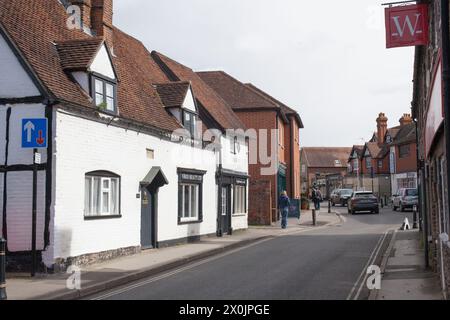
top-left (347, 191), bottom-right (379, 214)
top-left (337, 189), bottom-right (353, 207)
top-left (330, 189), bottom-right (341, 206)
top-left (393, 188), bottom-right (418, 212)
top-left (331, 189), bottom-right (353, 206)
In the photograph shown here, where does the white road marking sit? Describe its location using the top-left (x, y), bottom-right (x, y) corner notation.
top-left (346, 230), bottom-right (389, 300)
top-left (91, 237), bottom-right (273, 300)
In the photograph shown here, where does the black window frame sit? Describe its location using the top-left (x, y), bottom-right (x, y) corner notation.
top-left (84, 170), bottom-right (122, 220)
top-left (182, 110), bottom-right (197, 140)
top-left (90, 72), bottom-right (118, 115)
top-left (177, 168), bottom-right (206, 225)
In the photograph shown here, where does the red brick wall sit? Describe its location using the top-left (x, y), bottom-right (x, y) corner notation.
top-left (235, 110), bottom-right (278, 224)
top-left (248, 180), bottom-right (272, 225)
top-left (396, 142), bottom-right (417, 173)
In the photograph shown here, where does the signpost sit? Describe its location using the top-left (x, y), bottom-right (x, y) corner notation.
top-left (385, 3), bottom-right (429, 49)
top-left (21, 118), bottom-right (47, 277)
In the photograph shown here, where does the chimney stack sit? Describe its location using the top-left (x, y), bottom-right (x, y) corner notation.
top-left (91, 0), bottom-right (114, 47)
top-left (68, 0), bottom-right (92, 30)
top-left (376, 113), bottom-right (388, 145)
top-left (399, 113), bottom-right (413, 126)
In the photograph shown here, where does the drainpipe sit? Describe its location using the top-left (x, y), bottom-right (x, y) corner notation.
top-left (440, 0), bottom-right (450, 298)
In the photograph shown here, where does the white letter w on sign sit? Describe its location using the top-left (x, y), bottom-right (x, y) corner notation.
top-left (391, 14), bottom-right (422, 37)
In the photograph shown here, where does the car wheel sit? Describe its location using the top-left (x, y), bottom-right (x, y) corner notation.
top-left (375, 208), bottom-right (379, 214)
top-left (351, 209), bottom-right (356, 215)
top-left (393, 206), bottom-right (397, 212)
top-left (400, 203), bottom-right (405, 212)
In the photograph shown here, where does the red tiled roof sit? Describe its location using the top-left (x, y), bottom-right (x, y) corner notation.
top-left (0, 0), bottom-right (181, 132)
top-left (245, 83), bottom-right (304, 128)
top-left (196, 71), bottom-right (278, 110)
top-left (154, 81), bottom-right (191, 108)
top-left (151, 51), bottom-right (246, 131)
top-left (55, 38), bottom-right (103, 71)
top-left (302, 147), bottom-right (352, 168)
top-left (365, 142), bottom-right (381, 159)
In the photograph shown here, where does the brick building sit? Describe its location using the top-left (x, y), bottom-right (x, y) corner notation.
top-left (198, 71), bottom-right (303, 225)
top-left (412, 0), bottom-right (450, 299)
top-left (300, 147), bottom-right (352, 199)
top-left (345, 113), bottom-right (417, 199)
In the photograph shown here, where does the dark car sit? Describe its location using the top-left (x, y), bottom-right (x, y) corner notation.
top-left (393, 188), bottom-right (418, 212)
top-left (347, 191), bottom-right (379, 214)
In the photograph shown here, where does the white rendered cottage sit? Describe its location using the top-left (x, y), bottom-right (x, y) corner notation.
top-left (0, 0), bottom-right (248, 271)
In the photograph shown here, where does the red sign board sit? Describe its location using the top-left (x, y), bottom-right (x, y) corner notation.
top-left (385, 4), bottom-right (429, 49)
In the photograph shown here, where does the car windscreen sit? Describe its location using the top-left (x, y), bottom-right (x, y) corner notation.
top-left (406, 189), bottom-right (418, 196)
top-left (340, 190), bottom-right (353, 195)
top-left (355, 193), bottom-right (374, 198)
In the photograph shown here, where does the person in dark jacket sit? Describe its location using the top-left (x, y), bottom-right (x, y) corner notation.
top-left (312, 186), bottom-right (322, 211)
top-left (279, 191), bottom-right (291, 229)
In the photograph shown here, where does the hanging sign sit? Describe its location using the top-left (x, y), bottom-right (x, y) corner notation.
top-left (385, 4), bottom-right (429, 48)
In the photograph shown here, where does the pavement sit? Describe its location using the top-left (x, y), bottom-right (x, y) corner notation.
top-left (4, 208), bottom-right (341, 300)
top-left (370, 229), bottom-right (443, 300)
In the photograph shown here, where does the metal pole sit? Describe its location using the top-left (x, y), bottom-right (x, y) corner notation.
top-left (0, 237), bottom-right (6, 300)
top-left (312, 209), bottom-right (316, 226)
top-left (328, 200), bottom-right (331, 213)
top-left (31, 148), bottom-right (37, 277)
top-left (413, 205), bottom-right (418, 229)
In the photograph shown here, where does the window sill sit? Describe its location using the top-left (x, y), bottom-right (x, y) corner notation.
top-left (178, 218), bottom-right (203, 225)
top-left (84, 214), bottom-right (122, 221)
top-left (232, 213), bottom-right (247, 217)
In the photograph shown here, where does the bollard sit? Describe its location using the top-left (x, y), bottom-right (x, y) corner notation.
top-left (328, 200), bottom-right (331, 213)
top-left (312, 209), bottom-right (317, 226)
top-left (0, 238), bottom-right (6, 300)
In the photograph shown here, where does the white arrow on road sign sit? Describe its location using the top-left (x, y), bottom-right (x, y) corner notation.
top-left (24, 121), bottom-right (35, 143)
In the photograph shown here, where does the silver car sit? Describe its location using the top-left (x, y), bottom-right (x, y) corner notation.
top-left (393, 188), bottom-right (418, 212)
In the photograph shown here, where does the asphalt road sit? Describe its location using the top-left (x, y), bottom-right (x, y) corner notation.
top-left (89, 205), bottom-right (415, 300)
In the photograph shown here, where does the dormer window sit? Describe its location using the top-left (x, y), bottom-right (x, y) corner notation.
top-left (92, 75), bottom-right (117, 113)
top-left (183, 110), bottom-right (197, 139)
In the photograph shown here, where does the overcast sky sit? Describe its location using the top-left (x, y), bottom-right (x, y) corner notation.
top-left (114, 0), bottom-right (415, 147)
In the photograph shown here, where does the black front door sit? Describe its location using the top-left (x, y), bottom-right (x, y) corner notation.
top-left (221, 185), bottom-right (232, 235)
top-left (141, 187), bottom-right (155, 249)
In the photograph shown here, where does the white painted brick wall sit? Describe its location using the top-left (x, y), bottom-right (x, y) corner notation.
top-left (6, 171), bottom-right (46, 251)
top-left (50, 109), bottom-right (219, 264)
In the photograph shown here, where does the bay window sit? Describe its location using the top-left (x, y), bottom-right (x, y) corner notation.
top-left (84, 171), bottom-right (120, 218)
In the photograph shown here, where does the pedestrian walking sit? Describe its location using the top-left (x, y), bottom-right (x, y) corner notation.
top-left (279, 191), bottom-right (291, 229)
top-left (312, 186), bottom-right (322, 211)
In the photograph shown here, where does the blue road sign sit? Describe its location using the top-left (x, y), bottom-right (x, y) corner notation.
top-left (22, 118), bottom-right (48, 149)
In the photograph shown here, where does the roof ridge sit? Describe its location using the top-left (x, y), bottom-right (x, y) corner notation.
top-left (198, 70), bottom-right (280, 109)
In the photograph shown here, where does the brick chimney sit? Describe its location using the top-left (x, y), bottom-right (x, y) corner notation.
top-left (399, 113), bottom-right (413, 126)
top-left (91, 0), bottom-right (114, 47)
top-left (68, 0), bottom-right (92, 30)
top-left (376, 113), bottom-right (388, 145)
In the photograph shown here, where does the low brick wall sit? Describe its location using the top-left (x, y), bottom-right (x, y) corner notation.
top-left (248, 180), bottom-right (272, 225)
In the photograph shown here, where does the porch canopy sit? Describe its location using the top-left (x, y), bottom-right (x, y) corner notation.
top-left (141, 166), bottom-right (169, 190)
